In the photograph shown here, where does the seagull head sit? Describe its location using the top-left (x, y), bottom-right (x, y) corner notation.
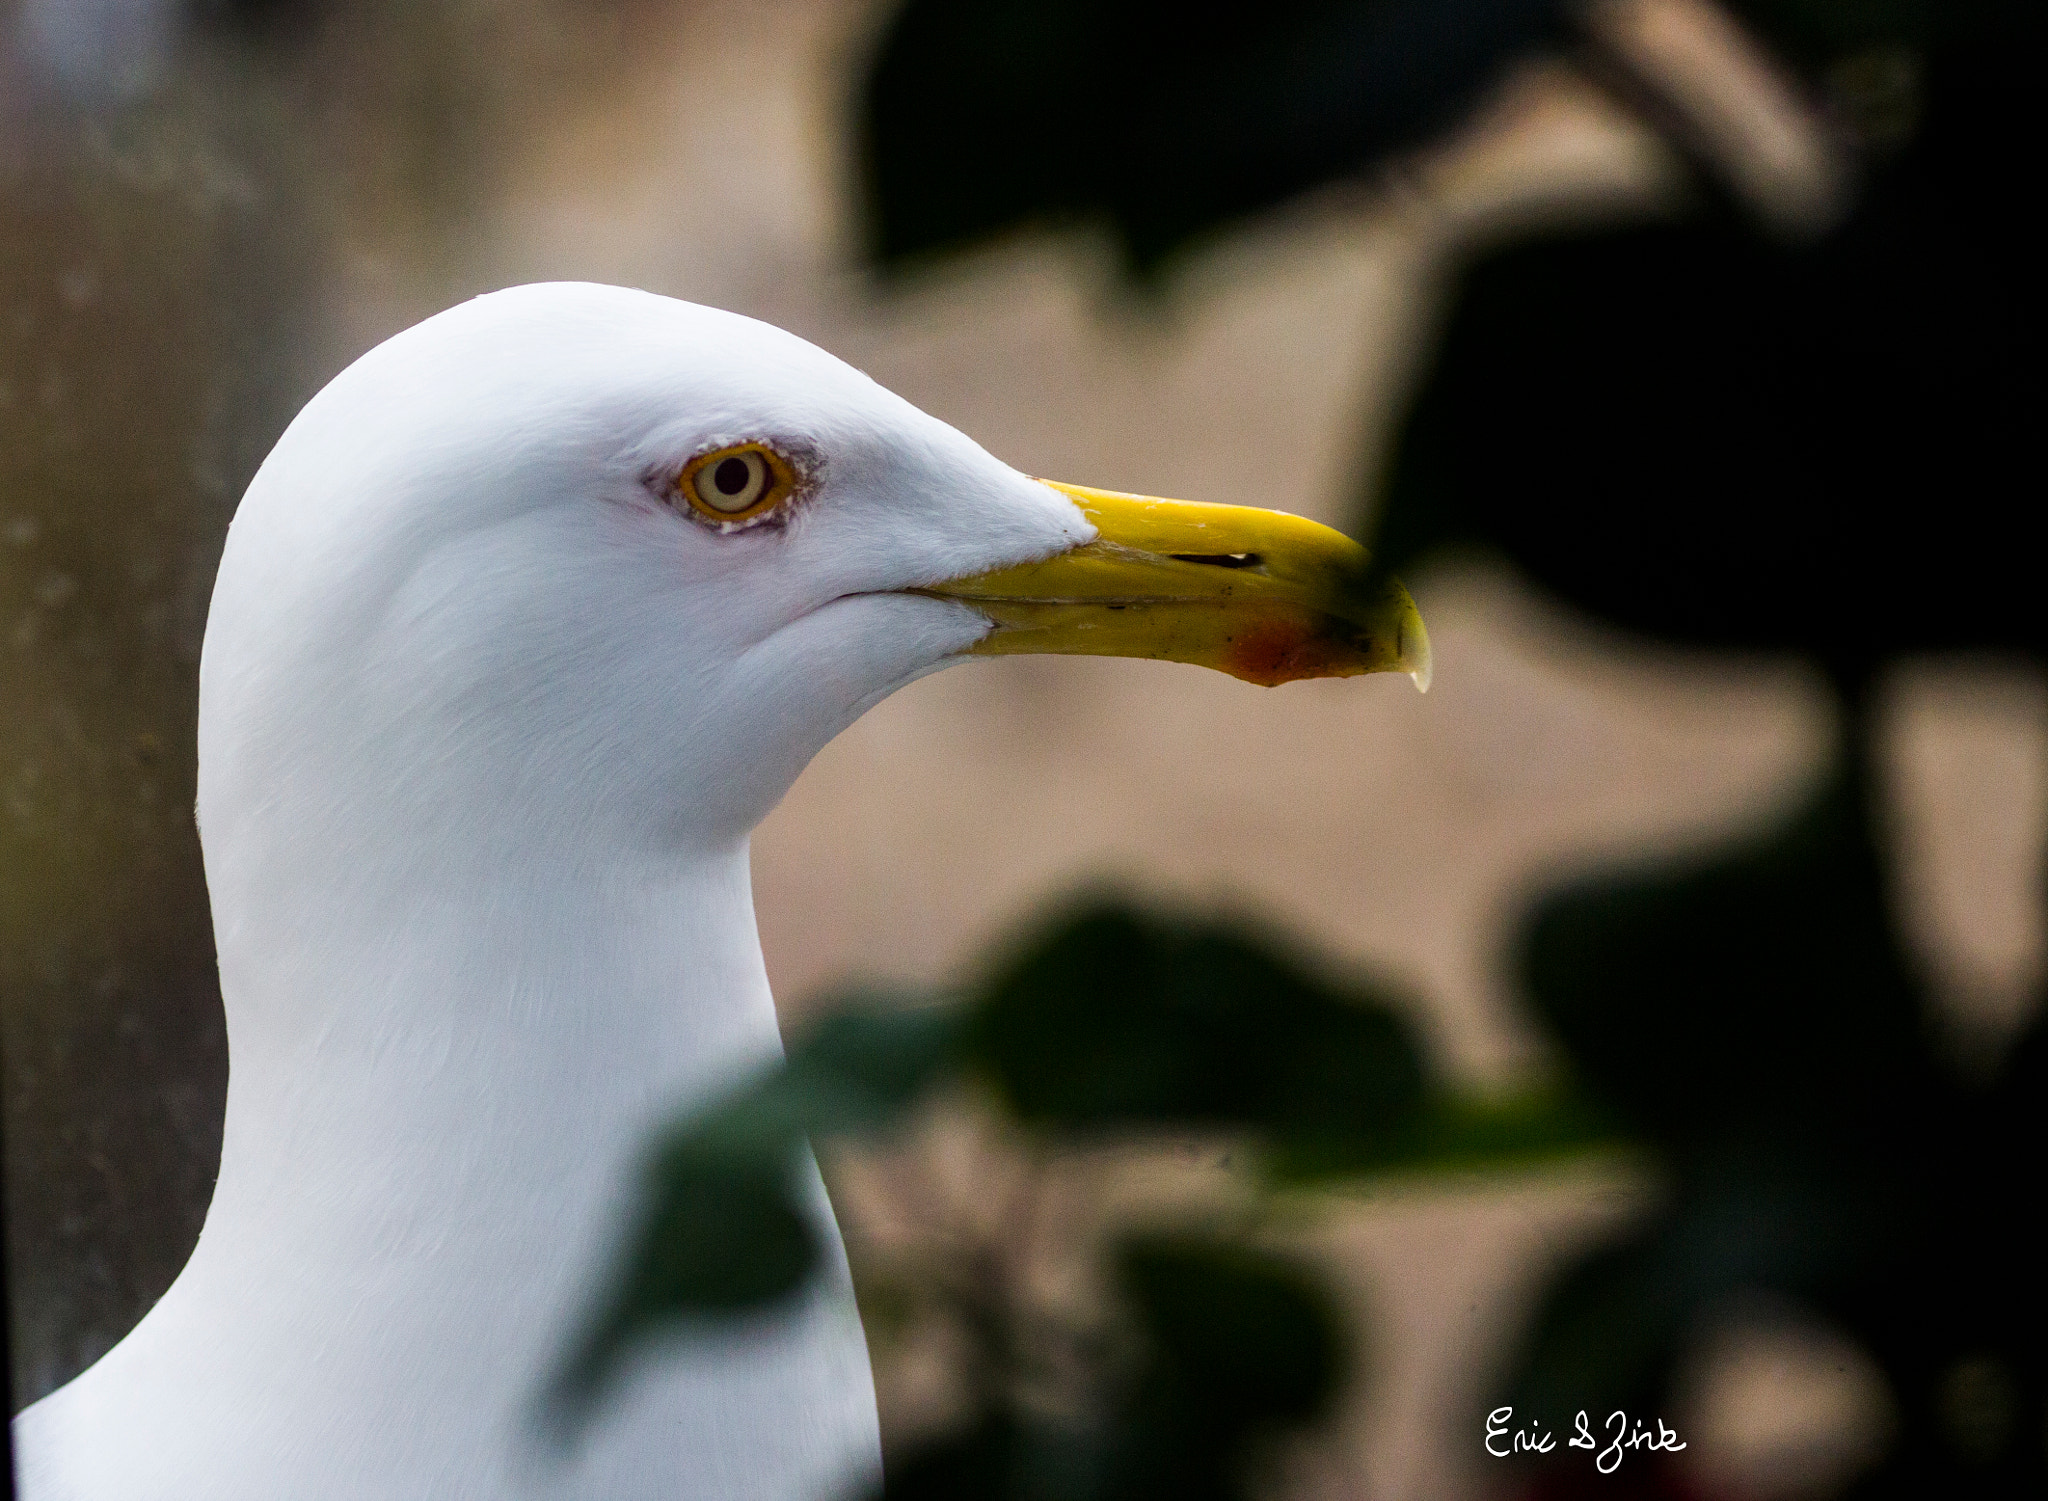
top-left (202, 282), bottom-right (1427, 863)
top-left (4, 281), bottom-right (1439, 1501)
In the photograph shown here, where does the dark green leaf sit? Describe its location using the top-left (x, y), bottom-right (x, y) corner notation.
top-left (966, 901), bottom-right (1427, 1140)
top-left (1102, 1233), bottom-right (1347, 1500)
top-left (1267, 1085), bottom-right (1620, 1180)
top-left (555, 999), bottom-right (964, 1417)
top-left (1371, 20), bottom-right (2045, 663)
top-left (882, 1416), bottom-right (1110, 1501)
top-left (1502, 740), bottom-right (2048, 1489)
top-left (1505, 1229), bottom-right (1687, 1424)
top-left (1117, 1234), bottom-right (1345, 1427)
top-left (551, 1148), bottom-right (818, 1420)
top-left (767, 997), bottom-right (967, 1138)
top-left (862, 0), bottom-right (1572, 273)
top-left (1519, 753), bottom-right (1930, 1145)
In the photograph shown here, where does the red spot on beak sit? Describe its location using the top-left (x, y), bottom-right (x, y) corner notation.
top-left (1224, 619), bottom-right (1352, 686)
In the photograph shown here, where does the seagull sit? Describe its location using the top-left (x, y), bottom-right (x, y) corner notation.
top-left (10, 282), bottom-right (1427, 1500)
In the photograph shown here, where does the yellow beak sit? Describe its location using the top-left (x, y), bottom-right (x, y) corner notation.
top-left (923, 481), bottom-right (1430, 690)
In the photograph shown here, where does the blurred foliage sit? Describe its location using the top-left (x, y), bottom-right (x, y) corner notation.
top-left (1374, 18), bottom-right (2045, 669)
top-left (967, 907), bottom-right (1424, 1136)
top-left (863, 0), bottom-right (1574, 271)
top-left (1510, 743), bottom-right (2048, 1495)
top-left (556, 1005), bottom-right (964, 1414)
top-left (678, 0), bottom-right (2046, 1492)
top-left (572, 902), bottom-right (1613, 1496)
top-left (877, 1231), bottom-right (1348, 1501)
top-left (1370, 3), bottom-right (2048, 1490)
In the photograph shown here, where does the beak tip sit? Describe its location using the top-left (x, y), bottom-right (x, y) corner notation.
top-left (1405, 634), bottom-right (1433, 693)
top-left (1394, 599), bottom-right (1432, 693)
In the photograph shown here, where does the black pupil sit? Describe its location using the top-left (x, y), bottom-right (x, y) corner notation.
top-left (712, 457), bottom-right (753, 497)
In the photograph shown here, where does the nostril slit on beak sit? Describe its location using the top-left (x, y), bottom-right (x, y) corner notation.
top-left (1169, 552), bottom-right (1262, 570)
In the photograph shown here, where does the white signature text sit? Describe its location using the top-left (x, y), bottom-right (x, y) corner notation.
top-left (1486, 1407), bottom-right (1687, 1473)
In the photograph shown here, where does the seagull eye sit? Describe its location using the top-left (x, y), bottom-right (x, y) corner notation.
top-left (680, 443), bottom-right (794, 524)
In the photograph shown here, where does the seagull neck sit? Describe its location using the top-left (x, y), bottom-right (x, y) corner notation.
top-left (194, 833), bottom-right (785, 1334)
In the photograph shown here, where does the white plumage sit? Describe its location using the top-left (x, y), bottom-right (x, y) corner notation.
top-left (12, 280), bottom-right (1424, 1500)
top-left (13, 283), bottom-right (1089, 1499)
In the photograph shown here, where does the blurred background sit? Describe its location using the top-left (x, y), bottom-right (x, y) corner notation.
top-left (3, 0), bottom-right (2042, 1496)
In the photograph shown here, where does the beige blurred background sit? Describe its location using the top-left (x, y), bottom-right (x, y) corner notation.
top-left (3, 1), bottom-right (2043, 1495)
